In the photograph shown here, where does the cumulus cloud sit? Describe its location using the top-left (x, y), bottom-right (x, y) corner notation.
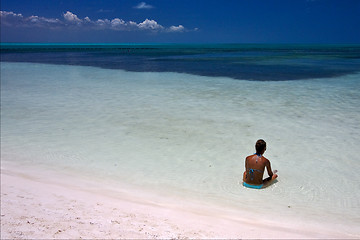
top-left (29, 15), bottom-right (63, 28)
top-left (0, 11), bottom-right (23, 26)
top-left (134, 2), bottom-right (154, 9)
top-left (0, 10), bottom-right (192, 33)
top-left (168, 25), bottom-right (185, 32)
top-left (0, 11), bottom-right (22, 24)
top-left (138, 19), bottom-right (163, 30)
top-left (0, 11), bottom-right (63, 28)
top-left (63, 11), bottom-right (81, 24)
top-left (111, 18), bottom-right (125, 27)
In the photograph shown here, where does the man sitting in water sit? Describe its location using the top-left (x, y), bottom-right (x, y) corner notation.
top-left (243, 139), bottom-right (278, 189)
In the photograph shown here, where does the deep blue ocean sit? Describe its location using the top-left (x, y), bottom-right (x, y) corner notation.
top-left (1, 43), bottom-right (360, 81)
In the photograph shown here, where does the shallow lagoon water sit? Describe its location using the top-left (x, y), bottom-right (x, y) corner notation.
top-left (1, 62), bottom-right (360, 234)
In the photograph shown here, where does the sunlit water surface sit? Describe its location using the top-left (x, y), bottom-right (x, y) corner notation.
top-left (1, 62), bottom-right (359, 234)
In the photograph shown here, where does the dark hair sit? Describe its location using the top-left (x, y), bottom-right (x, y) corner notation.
top-left (255, 139), bottom-right (266, 154)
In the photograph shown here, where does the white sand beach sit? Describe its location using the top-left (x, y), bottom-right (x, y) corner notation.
top-left (1, 161), bottom-right (353, 239)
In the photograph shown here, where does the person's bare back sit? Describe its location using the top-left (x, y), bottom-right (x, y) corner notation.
top-left (243, 139), bottom-right (278, 189)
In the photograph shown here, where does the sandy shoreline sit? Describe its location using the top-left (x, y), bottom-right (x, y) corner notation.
top-left (0, 162), bottom-right (355, 239)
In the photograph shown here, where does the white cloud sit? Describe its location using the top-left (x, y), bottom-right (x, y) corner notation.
top-left (95, 19), bottom-right (111, 27)
top-left (28, 15), bottom-right (62, 27)
top-left (138, 19), bottom-right (163, 30)
top-left (134, 2), bottom-right (154, 9)
top-left (0, 10), bottom-right (191, 33)
top-left (168, 25), bottom-right (185, 32)
top-left (63, 11), bottom-right (81, 24)
top-left (111, 18), bottom-right (126, 28)
top-left (0, 11), bottom-right (23, 20)
top-left (0, 11), bottom-right (24, 26)
top-left (0, 11), bottom-right (63, 28)
top-left (129, 21), bottom-right (138, 27)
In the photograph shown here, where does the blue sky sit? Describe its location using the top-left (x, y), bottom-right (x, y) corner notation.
top-left (1, 0), bottom-right (359, 43)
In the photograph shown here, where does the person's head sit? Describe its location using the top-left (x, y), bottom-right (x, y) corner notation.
top-left (255, 139), bottom-right (266, 155)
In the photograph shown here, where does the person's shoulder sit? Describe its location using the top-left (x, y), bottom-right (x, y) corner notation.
top-left (262, 156), bottom-right (270, 163)
top-left (246, 154), bottom-right (254, 160)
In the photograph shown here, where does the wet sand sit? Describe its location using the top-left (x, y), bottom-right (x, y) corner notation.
top-left (1, 161), bottom-right (350, 239)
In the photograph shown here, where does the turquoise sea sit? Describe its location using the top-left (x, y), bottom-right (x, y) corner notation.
top-left (1, 44), bottom-right (360, 236)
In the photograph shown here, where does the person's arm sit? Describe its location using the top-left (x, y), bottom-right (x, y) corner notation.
top-left (263, 158), bottom-right (278, 185)
top-left (243, 157), bottom-right (248, 182)
top-left (262, 159), bottom-right (274, 182)
top-left (265, 158), bottom-right (274, 177)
